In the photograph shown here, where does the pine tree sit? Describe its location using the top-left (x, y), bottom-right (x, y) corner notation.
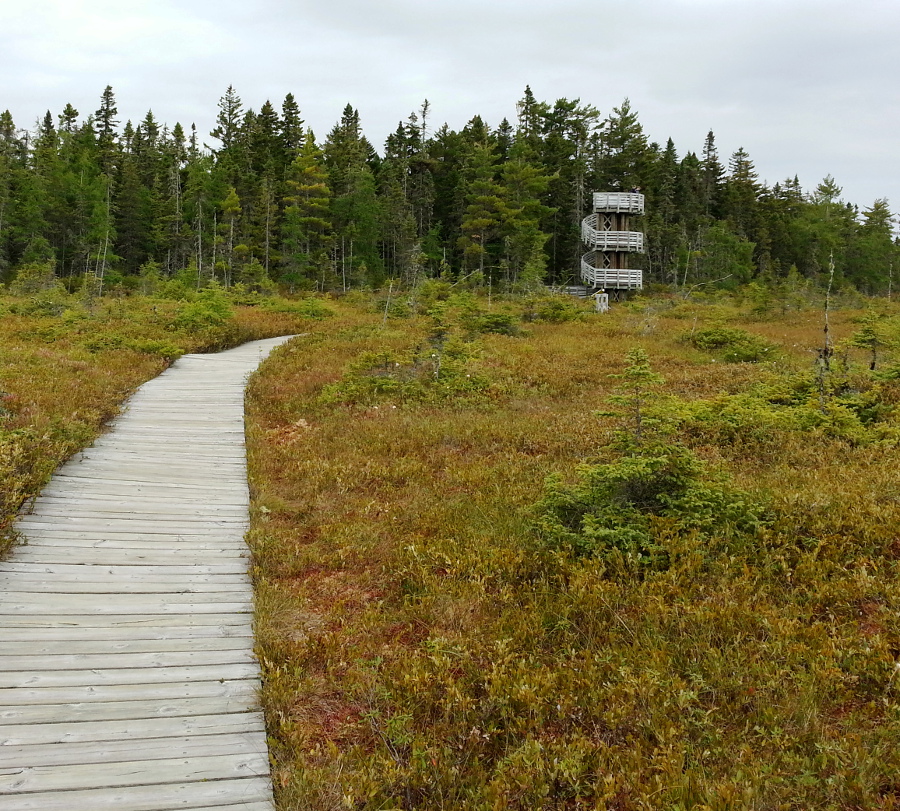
top-left (325, 105), bottom-right (383, 286)
top-left (218, 186), bottom-right (242, 286)
top-left (846, 199), bottom-right (896, 292)
top-left (597, 98), bottom-right (651, 191)
top-left (498, 149), bottom-right (554, 289)
top-left (458, 143), bottom-right (505, 279)
top-left (94, 85), bottom-right (119, 175)
top-left (281, 131), bottom-right (332, 289)
top-left (280, 93), bottom-right (305, 159)
top-left (210, 86), bottom-right (243, 151)
top-left (721, 146), bottom-right (760, 240)
top-left (541, 97), bottom-right (600, 282)
top-left (58, 104), bottom-right (79, 134)
top-left (515, 85), bottom-right (547, 155)
top-left (700, 130), bottom-right (723, 216)
top-left (251, 100), bottom-right (283, 178)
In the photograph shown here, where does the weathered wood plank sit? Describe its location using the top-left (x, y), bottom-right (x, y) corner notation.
top-left (46, 473), bottom-right (242, 491)
top-left (12, 537), bottom-right (251, 551)
top-left (0, 561), bottom-right (248, 576)
top-left (0, 663), bottom-right (259, 689)
top-left (0, 636), bottom-right (253, 655)
top-left (0, 649), bottom-right (256, 671)
top-left (33, 490), bottom-right (249, 506)
top-left (0, 593), bottom-right (253, 613)
top-left (0, 752), bottom-right (270, 792)
top-left (0, 568), bottom-right (248, 582)
top-left (4, 576), bottom-right (250, 593)
top-left (15, 519), bottom-right (249, 534)
top-left (0, 697), bottom-right (258, 726)
top-left (0, 780), bottom-right (274, 811)
top-left (0, 711), bottom-right (264, 743)
top-left (1, 616), bottom-right (253, 634)
top-left (0, 628), bottom-right (252, 646)
top-left (8, 549), bottom-right (250, 565)
top-left (0, 678), bottom-right (258, 706)
top-left (0, 731), bottom-right (268, 768)
top-left (28, 499), bottom-right (250, 515)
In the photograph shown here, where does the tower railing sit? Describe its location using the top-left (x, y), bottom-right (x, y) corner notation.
top-left (592, 192), bottom-right (645, 214)
top-left (581, 214), bottom-right (645, 252)
top-left (580, 254), bottom-right (643, 289)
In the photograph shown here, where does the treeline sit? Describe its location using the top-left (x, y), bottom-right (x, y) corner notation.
top-left (0, 84), bottom-right (896, 293)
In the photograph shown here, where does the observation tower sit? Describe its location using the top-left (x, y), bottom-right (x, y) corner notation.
top-left (580, 191), bottom-right (645, 294)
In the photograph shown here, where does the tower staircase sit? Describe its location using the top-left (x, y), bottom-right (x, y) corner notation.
top-left (580, 192), bottom-right (645, 291)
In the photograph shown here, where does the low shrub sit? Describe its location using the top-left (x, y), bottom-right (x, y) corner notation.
top-left (320, 337), bottom-right (491, 406)
top-left (261, 296), bottom-right (334, 320)
top-left (533, 442), bottom-right (767, 568)
top-left (685, 325), bottom-right (776, 362)
top-left (523, 295), bottom-right (586, 323)
top-left (174, 287), bottom-right (233, 330)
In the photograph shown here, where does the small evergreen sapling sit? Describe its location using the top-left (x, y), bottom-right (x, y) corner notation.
top-left (603, 347), bottom-right (664, 445)
top-left (849, 310), bottom-right (892, 370)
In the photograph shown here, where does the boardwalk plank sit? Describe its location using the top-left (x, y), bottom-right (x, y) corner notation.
top-left (4, 577), bottom-right (249, 593)
top-left (0, 781), bottom-right (273, 811)
top-left (0, 613), bottom-right (253, 629)
top-left (0, 678), bottom-right (258, 706)
top-left (0, 697), bottom-right (258, 726)
top-left (0, 663), bottom-right (259, 689)
top-left (0, 752), bottom-right (270, 792)
top-left (0, 636), bottom-right (253, 654)
top-left (0, 649), bottom-right (256, 671)
top-left (0, 562), bottom-right (249, 576)
top-left (0, 711), bottom-right (264, 744)
top-left (0, 731), bottom-right (268, 768)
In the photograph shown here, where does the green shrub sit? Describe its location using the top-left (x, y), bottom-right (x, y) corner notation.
top-left (685, 325), bottom-right (776, 362)
top-left (125, 338), bottom-right (183, 361)
top-left (174, 287), bottom-right (232, 330)
top-left (262, 296), bottom-right (334, 320)
top-left (523, 295), bottom-right (586, 323)
top-left (321, 339), bottom-right (491, 406)
top-left (460, 310), bottom-right (520, 336)
top-left (534, 443), bottom-right (766, 568)
top-left (10, 262), bottom-right (61, 297)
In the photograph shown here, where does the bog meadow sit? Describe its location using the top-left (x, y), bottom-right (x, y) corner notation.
top-left (2, 86), bottom-right (900, 809)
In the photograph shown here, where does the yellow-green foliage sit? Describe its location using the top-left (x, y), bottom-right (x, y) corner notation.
top-left (245, 295), bottom-right (900, 809)
top-left (684, 324), bottom-right (777, 362)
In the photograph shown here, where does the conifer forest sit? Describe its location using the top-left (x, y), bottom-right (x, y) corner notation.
top-left (0, 84), bottom-right (896, 293)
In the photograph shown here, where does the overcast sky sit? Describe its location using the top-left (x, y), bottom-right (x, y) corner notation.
top-left (2, 0), bottom-right (898, 218)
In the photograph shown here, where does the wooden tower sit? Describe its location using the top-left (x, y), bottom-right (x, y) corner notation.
top-left (581, 192), bottom-right (645, 292)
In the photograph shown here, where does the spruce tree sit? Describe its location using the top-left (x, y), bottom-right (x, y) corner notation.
top-left (210, 86), bottom-right (243, 151)
top-left (700, 130), bottom-right (723, 216)
top-left (94, 85), bottom-right (119, 175)
top-left (281, 131), bottom-right (332, 289)
top-left (280, 93), bottom-right (305, 159)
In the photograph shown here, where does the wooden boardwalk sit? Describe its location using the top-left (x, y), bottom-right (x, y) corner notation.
top-left (0, 336), bottom-right (294, 811)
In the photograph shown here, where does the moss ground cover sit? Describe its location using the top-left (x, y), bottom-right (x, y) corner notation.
top-left (0, 289), bottom-right (317, 554)
top-left (246, 293), bottom-right (900, 809)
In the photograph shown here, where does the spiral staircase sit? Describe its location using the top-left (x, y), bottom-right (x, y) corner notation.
top-left (580, 192), bottom-right (644, 291)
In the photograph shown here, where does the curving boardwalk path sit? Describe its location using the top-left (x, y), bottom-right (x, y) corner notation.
top-left (0, 336), bottom-right (294, 811)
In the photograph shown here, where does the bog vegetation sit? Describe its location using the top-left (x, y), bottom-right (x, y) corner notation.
top-left (3, 85), bottom-right (900, 809)
top-left (241, 283), bottom-right (900, 810)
